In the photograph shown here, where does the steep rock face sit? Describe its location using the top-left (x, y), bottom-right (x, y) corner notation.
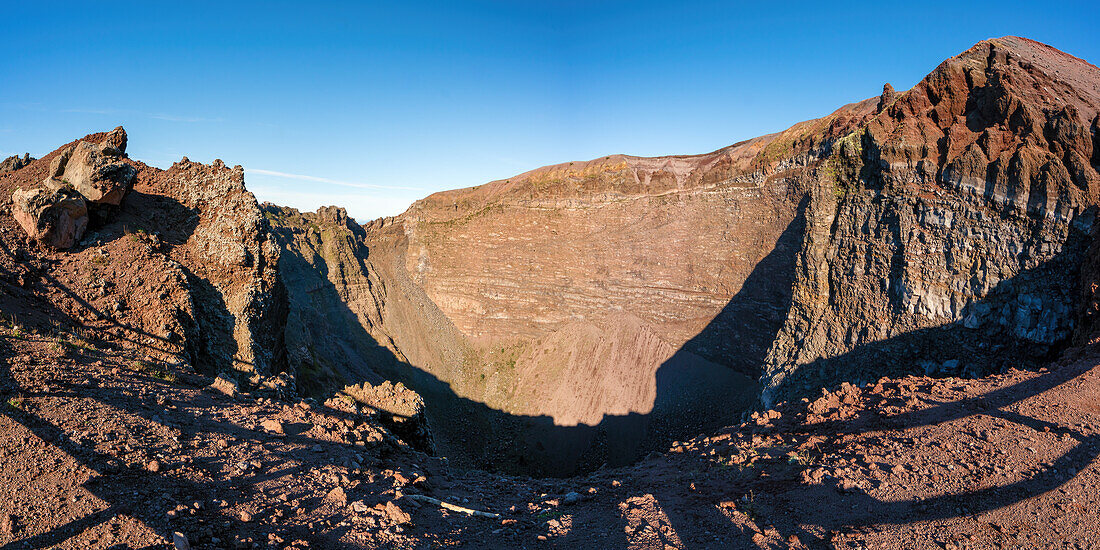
top-left (266, 205), bottom-right (480, 460)
top-left (262, 204), bottom-right (393, 393)
top-left (343, 98), bottom-right (879, 474)
top-left (761, 37), bottom-right (1100, 404)
top-left (399, 109), bottom-right (872, 366)
top-left (133, 158), bottom-right (284, 379)
top-left (389, 97), bottom-right (878, 383)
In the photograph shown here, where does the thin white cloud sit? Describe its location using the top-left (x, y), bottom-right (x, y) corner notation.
top-left (60, 107), bottom-right (120, 115)
top-left (247, 168), bottom-right (423, 191)
top-left (148, 113), bottom-right (222, 123)
top-left (41, 106), bottom-right (220, 123)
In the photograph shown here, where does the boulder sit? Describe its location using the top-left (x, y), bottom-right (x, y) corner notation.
top-left (44, 128), bottom-right (135, 205)
top-left (341, 381), bottom-right (434, 452)
top-left (209, 373), bottom-right (239, 397)
top-left (11, 186), bottom-right (89, 249)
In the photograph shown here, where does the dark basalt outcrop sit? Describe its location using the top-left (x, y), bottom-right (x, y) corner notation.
top-left (0, 153), bottom-right (33, 173)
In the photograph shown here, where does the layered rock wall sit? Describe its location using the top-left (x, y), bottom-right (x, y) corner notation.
top-left (761, 37), bottom-right (1100, 404)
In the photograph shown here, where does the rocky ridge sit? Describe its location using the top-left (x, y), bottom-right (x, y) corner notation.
top-left (0, 130), bottom-right (285, 393)
top-left (0, 153), bottom-right (33, 173)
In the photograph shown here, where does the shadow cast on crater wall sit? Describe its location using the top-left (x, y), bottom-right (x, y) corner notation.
top-left (271, 202), bottom-right (807, 477)
top-left (268, 186), bottom-right (1092, 479)
top-left (764, 219), bottom-right (1091, 403)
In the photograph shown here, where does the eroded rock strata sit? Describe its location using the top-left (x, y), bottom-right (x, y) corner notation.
top-left (762, 37), bottom-right (1100, 404)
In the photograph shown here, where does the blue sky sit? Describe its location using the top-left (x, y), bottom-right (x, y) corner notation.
top-left (2, 1), bottom-right (1098, 221)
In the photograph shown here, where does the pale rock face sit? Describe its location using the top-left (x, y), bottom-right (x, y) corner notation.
top-left (155, 158), bottom-right (282, 378)
top-left (11, 186), bottom-right (89, 249)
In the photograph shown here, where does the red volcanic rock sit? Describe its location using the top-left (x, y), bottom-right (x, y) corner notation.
top-left (875, 82), bottom-right (896, 113)
top-left (43, 127), bottom-right (135, 206)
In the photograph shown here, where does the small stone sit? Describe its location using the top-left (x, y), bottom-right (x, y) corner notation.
top-left (562, 491), bottom-right (581, 505)
top-left (145, 460), bottom-right (161, 473)
top-left (0, 514), bottom-right (15, 535)
top-left (261, 419), bottom-right (284, 434)
top-left (210, 374), bottom-right (239, 398)
top-left (325, 487), bottom-right (348, 506)
top-left (384, 501), bottom-right (411, 525)
top-left (239, 511), bottom-right (252, 522)
top-left (173, 531), bottom-right (191, 550)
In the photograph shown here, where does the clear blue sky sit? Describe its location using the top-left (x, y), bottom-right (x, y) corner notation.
top-left (3, 1), bottom-right (1098, 221)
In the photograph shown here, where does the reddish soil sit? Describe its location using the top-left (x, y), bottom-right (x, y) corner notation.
top-left (2, 317), bottom-right (1099, 548)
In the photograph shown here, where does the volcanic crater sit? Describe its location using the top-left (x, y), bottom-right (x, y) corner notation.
top-left (2, 35), bottom-right (1100, 549)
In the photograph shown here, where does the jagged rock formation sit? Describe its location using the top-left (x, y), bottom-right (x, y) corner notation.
top-left (0, 131), bottom-right (284, 394)
top-left (138, 157), bottom-right (283, 380)
top-left (0, 153), bottom-right (32, 173)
